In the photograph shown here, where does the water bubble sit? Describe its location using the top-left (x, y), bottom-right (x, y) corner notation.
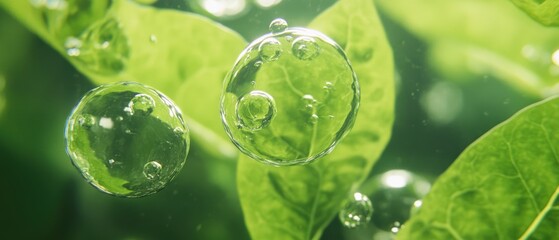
top-left (410, 199), bottom-right (422, 216)
top-left (366, 170), bottom-right (431, 231)
top-left (77, 114), bottom-right (96, 129)
top-left (390, 221), bottom-right (402, 234)
top-left (188, 0), bottom-right (249, 19)
top-left (339, 192), bottom-right (373, 229)
top-left (309, 114), bottom-right (319, 125)
top-left (292, 36), bottom-right (320, 60)
top-left (125, 93), bottom-right (155, 116)
top-left (269, 18), bottom-right (288, 33)
top-left (78, 18), bottom-right (130, 75)
top-left (65, 37), bottom-right (82, 57)
top-left (236, 90), bottom-right (276, 131)
top-left (302, 94), bottom-right (317, 110)
top-left (258, 38), bottom-right (282, 62)
top-left (220, 21), bottom-right (359, 166)
top-left (65, 82), bottom-right (190, 197)
top-left (149, 34), bottom-right (158, 44)
top-left (143, 161), bottom-right (162, 180)
top-left (420, 81), bottom-right (463, 125)
top-left (255, 0), bottom-right (282, 8)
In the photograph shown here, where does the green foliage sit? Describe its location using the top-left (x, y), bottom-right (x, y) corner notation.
top-left (376, 0), bottom-right (559, 98)
top-left (511, 0), bottom-right (559, 26)
top-left (397, 97), bottom-right (559, 239)
top-left (237, 0), bottom-right (394, 239)
top-left (0, 0), bottom-right (246, 159)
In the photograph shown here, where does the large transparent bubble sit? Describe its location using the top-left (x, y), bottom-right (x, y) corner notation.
top-left (220, 19), bottom-right (360, 166)
top-left (65, 82), bottom-right (189, 197)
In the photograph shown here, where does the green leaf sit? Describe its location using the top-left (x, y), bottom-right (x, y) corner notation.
top-left (376, 0), bottom-right (559, 98)
top-left (397, 97), bottom-right (559, 239)
top-left (0, 0), bottom-right (247, 158)
top-left (237, 0), bottom-right (395, 239)
top-left (510, 0), bottom-right (559, 26)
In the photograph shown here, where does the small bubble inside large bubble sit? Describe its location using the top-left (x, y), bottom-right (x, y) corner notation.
top-left (143, 161), bottom-right (162, 180)
top-left (292, 36), bottom-right (320, 60)
top-left (125, 93), bottom-right (155, 116)
top-left (259, 38), bottom-right (282, 62)
top-left (236, 90), bottom-right (276, 131)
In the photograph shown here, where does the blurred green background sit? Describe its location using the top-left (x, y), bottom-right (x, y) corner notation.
top-left (0, 0), bottom-right (545, 239)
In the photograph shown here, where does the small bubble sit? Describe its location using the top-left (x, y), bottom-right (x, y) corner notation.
top-left (391, 221), bottom-right (402, 234)
top-left (126, 94), bottom-right (155, 116)
top-left (143, 161), bottom-right (162, 180)
top-left (269, 18), bottom-right (288, 33)
top-left (259, 38), bottom-right (282, 62)
top-left (108, 159), bottom-right (115, 165)
top-left (77, 114), bottom-right (96, 128)
top-left (254, 61), bottom-right (263, 68)
top-left (410, 199), bottom-right (422, 216)
top-left (65, 37), bottom-right (82, 57)
top-left (174, 127), bottom-right (184, 134)
top-left (116, 116), bottom-right (124, 121)
top-left (310, 114), bottom-right (319, 125)
top-left (339, 192), bottom-right (373, 229)
top-left (292, 36), bottom-right (320, 60)
top-left (149, 34), bottom-right (157, 44)
top-left (236, 90), bottom-right (276, 131)
top-left (323, 82), bottom-right (333, 91)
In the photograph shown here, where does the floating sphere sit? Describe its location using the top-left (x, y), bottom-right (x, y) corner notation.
top-left (220, 19), bottom-right (360, 166)
top-left (65, 82), bottom-right (190, 197)
top-left (339, 192), bottom-right (373, 228)
top-left (368, 170), bottom-right (431, 231)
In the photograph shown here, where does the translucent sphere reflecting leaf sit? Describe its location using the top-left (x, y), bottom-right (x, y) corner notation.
top-left (221, 19), bottom-right (360, 166)
top-left (65, 82), bottom-right (190, 197)
top-left (339, 192), bottom-right (373, 229)
top-left (367, 169), bottom-right (431, 231)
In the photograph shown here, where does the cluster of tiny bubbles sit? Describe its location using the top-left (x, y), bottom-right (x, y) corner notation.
top-left (64, 18), bottom-right (130, 75)
top-left (360, 169), bottom-right (431, 232)
top-left (339, 192), bottom-right (373, 229)
top-left (65, 82), bottom-right (190, 197)
top-left (220, 18), bottom-right (360, 166)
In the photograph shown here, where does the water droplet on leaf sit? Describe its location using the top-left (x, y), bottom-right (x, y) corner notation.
top-left (65, 82), bottom-right (190, 197)
top-left (339, 192), bottom-right (373, 228)
top-left (235, 90), bottom-right (276, 131)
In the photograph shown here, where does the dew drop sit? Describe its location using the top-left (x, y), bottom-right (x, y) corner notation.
top-left (126, 93), bottom-right (155, 116)
top-left (259, 38), bottom-right (282, 62)
top-left (65, 82), bottom-right (190, 197)
top-left (269, 18), bottom-right (288, 34)
top-left (143, 161), bottom-right (162, 180)
top-left (236, 90), bottom-right (276, 131)
top-left (292, 36), bottom-right (320, 60)
top-left (339, 192), bottom-right (373, 229)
